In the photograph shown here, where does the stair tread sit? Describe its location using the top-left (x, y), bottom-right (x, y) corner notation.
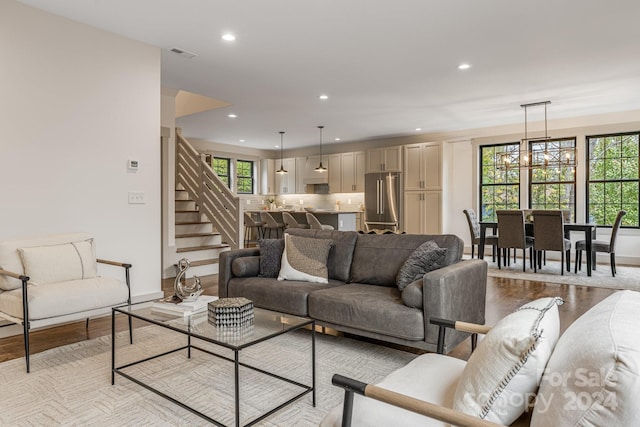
top-left (173, 258), bottom-right (219, 267)
top-left (175, 221), bottom-right (212, 225)
top-left (175, 210), bottom-right (200, 213)
top-left (177, 244), bottom-right (230, 252)
top-left (176, 232), bottom-right (220, 238)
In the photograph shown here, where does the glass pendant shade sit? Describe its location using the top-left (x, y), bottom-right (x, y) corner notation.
top-left (315, 125), bottom-right (327, 172)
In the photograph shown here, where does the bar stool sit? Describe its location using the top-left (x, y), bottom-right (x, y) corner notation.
top-left (282, 212), bottom-right (310, 229)
top-left (306, 212), bottom-right (334, 230)
top-left (260, 211), bottom-right (286, 238)
top-left (243, 212), bottom-right (263, 247)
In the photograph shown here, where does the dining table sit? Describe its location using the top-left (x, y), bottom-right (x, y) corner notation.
top-left (478, 221), bottom-right (597, 276)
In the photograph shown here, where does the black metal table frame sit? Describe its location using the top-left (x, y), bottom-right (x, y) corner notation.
top-left (111, 307), bottom-right (316, 427)
top-left (478, 221), bottom-right (597, 276)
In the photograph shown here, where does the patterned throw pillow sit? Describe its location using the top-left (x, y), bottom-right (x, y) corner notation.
top-left (257, 238), bottom-right (284, 278)
top-left (278, 234), bottom-right (333, 283)
top-left (395, 241), bottom-right (447, 292)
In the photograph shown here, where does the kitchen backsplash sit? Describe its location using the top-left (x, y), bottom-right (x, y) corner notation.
top-left (240, 193), bottom-right (364, 212)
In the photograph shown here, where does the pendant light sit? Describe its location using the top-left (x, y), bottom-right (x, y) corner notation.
top-left (315, 125), bottom-right (327, 172)
top-left (276, 131), bottom-right (288, 174)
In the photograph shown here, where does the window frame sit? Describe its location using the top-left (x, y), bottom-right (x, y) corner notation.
top-left (212, 157), bottom-right (231, 189)
top-left (479, 142), bottom-right (521, 222)
top-left (586, 131), bottom-right (639, 228)
top-left (236, 159), bottom-right (254, 195)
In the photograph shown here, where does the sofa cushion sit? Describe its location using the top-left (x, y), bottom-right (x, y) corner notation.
top-left (257, 238), bottom-right (284, 278)
top-left (18, 239), bottom-right (97, 285)
top-left (227, 277), bottom-right (345, 317)
top-left (231, 256), bottom-right (261, 277)
top-left (320, 353), bottom-right (466, 427)
top-left (285, 229), bottom-right (358, 282)
top-left (531, 290), bottom-right (640, 427)
top-left (396, 241), bottom-right (447, 291)
top-left (351, 234), bottom-right (463, 287)
top-left (308, 283), bottom-right (424, 341)
top-left (0, 232), bottom-right (93, 291)
top-left (453, 297), bottom-right (563, 425)
top-left (0, 276), bottom-right (128, 320)
top-left (401, 280), bottom-right (423, 309)
top-left (278, 234), bottom-right (333, 283)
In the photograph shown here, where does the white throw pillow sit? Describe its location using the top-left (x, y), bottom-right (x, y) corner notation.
top-left (18, 239), bottom-right (97, 285)
top-left (453, 297), bottom-right (563, 425)
top-left (278, 233), bottom-right (332, 283)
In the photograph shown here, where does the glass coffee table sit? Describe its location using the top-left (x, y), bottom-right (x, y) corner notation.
top-left (111, 302), bottom-right (315, 426)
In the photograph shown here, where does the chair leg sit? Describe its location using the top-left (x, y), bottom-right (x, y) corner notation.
top-left (23, 321), bottom-right (30, 373)
top-left (566, 250), bottom-right (571, 273)
top-left (610, 253), bottom-right (616, 277)
top-left (471, 244), bottom-right (475, 259)
top-left (522, 248), bottom-right (526, 272)
top-left (492, 245), bottom-right (496, 262)
top-left (575, 249), bottom-right (581, 273)
top-left (497, 247), bottom-right (501, 269)
top-left (561, 251), bottom-right (565, 275)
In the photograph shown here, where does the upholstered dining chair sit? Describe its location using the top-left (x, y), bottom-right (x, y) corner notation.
top-left (259, 211), bottom-right (285, 238)
top-left (282, 212), bottom-right (310, 229)
top-left (243, 212), bottom-right (263, 246)
top-left (496, 210), bottom-right (534, 271)
top-left (306, 212), bottom-right (334, 230)
top-left (575, 210), bottom-right (626, 277)
top-left (463, 208), bottom-right (498, 261)
top-left (532, 210), bottom-right (571, 275)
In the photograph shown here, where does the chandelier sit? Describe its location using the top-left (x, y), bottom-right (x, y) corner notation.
top-left (498, 101), bottom-right (577, 170)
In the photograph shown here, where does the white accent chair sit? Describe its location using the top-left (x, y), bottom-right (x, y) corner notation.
top-left (0, 232), bottom-right (132, 372)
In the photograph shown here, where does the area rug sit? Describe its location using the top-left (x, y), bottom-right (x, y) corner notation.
top-left (484, 258), bottom-right (640, 291)
top-left (0, 325), bottom-right (417, 426)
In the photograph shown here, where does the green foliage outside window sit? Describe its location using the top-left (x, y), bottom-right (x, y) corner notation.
top-left (587, 133), bottom-right (639, 227)
top-left (236, 160), bottom-right (254, 194)
top-left (480, 143), bottom-right (520, 221)
top-left (212, 157), bottom-right (231, 188)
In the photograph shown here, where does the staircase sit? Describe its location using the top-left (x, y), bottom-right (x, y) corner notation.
top-left (168, 188), bottom-right (230, 277)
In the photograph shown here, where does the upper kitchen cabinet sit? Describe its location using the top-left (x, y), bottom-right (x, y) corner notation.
top-left (341, 151), bottom-right (366, 192)
top-left (260, 158), bottom-right (276, 195)
top-left (404, 142), bottom-right (442, 191)
top-left (366, 146), bottom-right (402, 172)
top-left (274, 157), bottom-right (296, 194)
top-left (295, 157), bottom-right (307, 193)
top-left (327, 154), bottom-right (342, 193)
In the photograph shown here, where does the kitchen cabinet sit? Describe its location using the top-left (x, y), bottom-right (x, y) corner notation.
top-left (404, 191), bottom-right (441, 234)
top-left (404, 142), bottom-right (442, 191)
top-left (260, 159), bottom-right (276, 195)
top-left (366, 146), bottom-right (402, 172)
top-left (295, 157), bottom-right (307, 193)
top-left (328, 154), bottom-right (342, 193)
top-left (274, 158), bottom-right (296, 194)
top-left (341, 151), bottom-right (366, 192)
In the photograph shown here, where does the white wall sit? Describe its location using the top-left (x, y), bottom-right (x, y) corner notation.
top-left (0, 1), bottom-right (162, 299)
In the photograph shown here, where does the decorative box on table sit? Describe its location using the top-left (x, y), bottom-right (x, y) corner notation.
top-left (208, 297), bottom-right (254, 327)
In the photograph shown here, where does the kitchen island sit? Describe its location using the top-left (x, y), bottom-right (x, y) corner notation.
top-left (246, 210), bottom-right (360, 231)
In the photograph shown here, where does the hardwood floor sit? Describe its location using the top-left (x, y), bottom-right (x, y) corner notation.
top-left (0, 274), bottom-right (616, 364)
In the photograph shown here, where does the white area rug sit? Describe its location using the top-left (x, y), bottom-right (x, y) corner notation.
top-left (0, 325), bottom-right (416, 426)
top-left (484, 257), bottom-right (640, 291)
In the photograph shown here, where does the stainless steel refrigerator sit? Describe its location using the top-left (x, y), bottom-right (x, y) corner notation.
top-left (364, 172), bottom-right (402, 232)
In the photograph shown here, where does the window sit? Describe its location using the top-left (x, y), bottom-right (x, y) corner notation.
top-left (587, 132), bottom-right (639, 227)
top-left (480, 143), bottom-right (520, 221)
top-left (212, 157), bottom-right (231, 188)
top-left (529, 138), bottom-right (576, 222)
top-left (236, 160), bottom-right (254, 194)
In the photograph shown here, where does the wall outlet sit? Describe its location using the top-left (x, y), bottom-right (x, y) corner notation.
top-left (128, 191), bottom-right (146, 204)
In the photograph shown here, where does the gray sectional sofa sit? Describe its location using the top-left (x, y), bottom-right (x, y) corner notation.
top-left (219, 229), bottom-right (487, 353)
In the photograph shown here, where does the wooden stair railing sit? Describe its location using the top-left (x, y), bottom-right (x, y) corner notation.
top-left (176, 130), bottom-right (241, 250)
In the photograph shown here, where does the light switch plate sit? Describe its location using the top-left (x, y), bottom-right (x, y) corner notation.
top-left (128, 191), bottom-right (145, 204)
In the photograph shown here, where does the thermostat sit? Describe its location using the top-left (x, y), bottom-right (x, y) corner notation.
top-left (127, 160), bottom-right (139, 171)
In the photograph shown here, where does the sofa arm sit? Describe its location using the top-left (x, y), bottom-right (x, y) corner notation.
top-left (422, 259), bottom-right (487, 353)
top-left (219, 248), bottom-right (260, 297)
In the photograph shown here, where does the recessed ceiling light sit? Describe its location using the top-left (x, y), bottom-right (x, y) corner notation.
top-left (239, 139), bottom-right (245, 142)
top-left (319, 94), bottom-right (329, 100)
top-left (458, 63), bottom-right (471, 70)
top-left (227, 113), bottom-right (237, 118)
top-left (275, 145), bottom-right (279, 148)
top-left (415, 128), bottom-right (422, 131)
top-left (222, 33), bottom-right (236, 41)
top-left (334, 138), bottom-right (341, 141)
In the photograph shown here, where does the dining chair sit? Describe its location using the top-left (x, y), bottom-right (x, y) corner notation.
top-left (496, 210), bottom-right (534, 271)
top-left (259, 211), bottom-right (285, 238)
top-left (463, 208), bottom-right (497, 261)
top-left (575, 210), bottom-right (626, 277)
top-left (306, 212), bottom-right (334, 230)
top-left (282, 212), bottom-right (310, 229)
top-left (243, 212), bottom-right (263, 246)
top-left (532, 210), bottom-right (571, 275)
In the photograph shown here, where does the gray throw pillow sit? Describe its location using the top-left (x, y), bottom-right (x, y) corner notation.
top-left (396, 240), bottom-right (447, 291)
top-left (257, 238), bottom-right (284, 278)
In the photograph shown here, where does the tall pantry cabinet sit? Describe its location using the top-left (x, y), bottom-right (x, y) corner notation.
top-left (403, 142), bottom-right (442, 234)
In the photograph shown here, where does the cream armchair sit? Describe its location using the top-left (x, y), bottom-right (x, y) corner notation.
top-left (0, 232), bottom-right (132, 372)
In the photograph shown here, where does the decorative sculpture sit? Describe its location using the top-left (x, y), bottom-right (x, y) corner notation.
top-left (172, 258), bottom-right (203, 302)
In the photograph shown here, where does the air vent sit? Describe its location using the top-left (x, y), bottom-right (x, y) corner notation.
top-left (169, 47), bottom-right (198, 59)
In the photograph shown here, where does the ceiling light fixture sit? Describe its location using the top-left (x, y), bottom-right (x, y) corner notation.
top-left (498, 101), bottom-right (577, 170)
top-left (458, 63), bottom-right (471, 70)
top-left (227, 113), bottom-right (237, 118)
top-left (319, 94), bottom-right (329, 100)
top-left (276, 131), bottom-right (288, 174)
top-left (415, 128), bottom-right (422, 131)
top-left (315, 125), bottom-right (327, 172)
top-left (334, 137), bottom-right (341, 141)
top-left (222, 33), bottom-right (236, 41)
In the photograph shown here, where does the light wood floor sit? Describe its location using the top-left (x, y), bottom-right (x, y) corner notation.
top-left (0, 274), bottom-right (617, 364)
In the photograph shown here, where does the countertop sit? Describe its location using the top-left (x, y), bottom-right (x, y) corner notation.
top-left (247, 209), bottom-right (361, 214)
